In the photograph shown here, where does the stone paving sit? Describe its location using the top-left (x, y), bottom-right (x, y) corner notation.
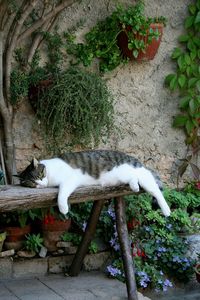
top-left (0, 271), bottom-right (199, 300)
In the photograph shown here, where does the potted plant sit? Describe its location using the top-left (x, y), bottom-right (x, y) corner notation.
top-left (66, 1), bottom-right (166, 72)
top-left (41, 207), bottom-right (71, 252)
top-left (0, 210), bottom-right (38, 251)
top-left (116, 2), bottom-right (166, 61)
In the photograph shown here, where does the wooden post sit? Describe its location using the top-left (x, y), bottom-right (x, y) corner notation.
top-left (69, 199), bottom-right (105, 276)
top-left (114, 196), bottom-right (138, 300)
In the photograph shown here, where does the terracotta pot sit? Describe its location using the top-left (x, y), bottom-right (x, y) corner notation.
top-left (3, 224), bottom-right (31, 251)
top-left (195, 263), bottom-right (200, 283)
top-left (42, 219), bottom-right (71, 252)
top-left (117, 23), bottom-right (163, 61)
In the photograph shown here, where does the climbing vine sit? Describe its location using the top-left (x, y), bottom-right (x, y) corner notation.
top-left (165, 0), bottom-right (200, 147)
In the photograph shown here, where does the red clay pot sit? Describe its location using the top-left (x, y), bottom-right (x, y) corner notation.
top-left (42, 219), bottom-right (71, 252)
top-left (4, 224), bottom-right (31, 242)
top-left (3, 224), bottom-right (31, 251)
top-left (117, 23), bottom-right (163, 61)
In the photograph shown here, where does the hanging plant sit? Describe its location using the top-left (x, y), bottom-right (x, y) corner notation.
top-left (35, 66), bottom-right (114, 147)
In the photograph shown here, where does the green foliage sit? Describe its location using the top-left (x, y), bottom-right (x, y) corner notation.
top-left (36, 66), bottom-right (114, 147)
top-left (61, 232), bottom-right (82, 245)
top-left (165, 0), bottom-right (200, 146)
top-left (25, 233), bottom-right (44, 253)
top-left (10, 28), bottom-right (115, 148)
top-left (106, 188), bottom-right (198, 290)
top-left (66, 1), bottom-right (166, 72)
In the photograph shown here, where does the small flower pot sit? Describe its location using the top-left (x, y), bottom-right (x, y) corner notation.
top-left (42, 219), bottom-right (71, 252)
top-left (117, 23), bottom-right (163, 61)
top-left (195, 263), bottom-right (200, 283)
top-left (3, 224), bottom-right (31, 251)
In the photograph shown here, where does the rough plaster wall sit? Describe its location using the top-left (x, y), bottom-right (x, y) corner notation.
top-left (14, 0), bottom-right (192, 185)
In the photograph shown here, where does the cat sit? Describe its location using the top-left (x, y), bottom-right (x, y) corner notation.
top-left (18, 150), bottom-right (171, 217)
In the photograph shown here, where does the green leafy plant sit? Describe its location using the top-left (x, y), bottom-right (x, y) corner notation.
top-left (106, 190), bottom-right (197, 291)
top-left (35, 66), bottom-right (114, 147)
top-left (25, 233), bottom-right (44, 253)
top-left (165, 0), bottom-right (200, 147)
top-left (66, 1), bottom-right (166, 72)
top-left (0, 209), bottom-right (39, 228)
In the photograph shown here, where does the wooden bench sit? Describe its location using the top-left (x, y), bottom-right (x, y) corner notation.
top-left (0, 185), bottom-right (140, 300)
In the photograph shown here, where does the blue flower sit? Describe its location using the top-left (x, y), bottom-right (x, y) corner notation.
top-left (82, 221), bottom-right (87, 232)
top-left (107, 206), bottom-right (116, 220)
top-left (164, 279), bottom-right (173, 287)
top-left (107, 265), bottom-right (121, 277)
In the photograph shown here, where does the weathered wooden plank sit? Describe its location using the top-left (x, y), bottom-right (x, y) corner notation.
top-left (0, 185), bottom-right (136, 212)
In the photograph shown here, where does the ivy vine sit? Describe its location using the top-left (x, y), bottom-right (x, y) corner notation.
top-left (165, 0), bottom-right (200, 147)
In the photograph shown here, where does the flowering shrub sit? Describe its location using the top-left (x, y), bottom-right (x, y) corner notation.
top-left (105, 189), bottom-right (197, 291)
top-left (68, 187), bottom-right (198, 292)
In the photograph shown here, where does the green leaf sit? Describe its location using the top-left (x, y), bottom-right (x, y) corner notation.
top-left (178, 74), bottom-right (186, 88)
top-left (188, 4), bottom-right (197, 15)
top-left (179, 96), bottom-right (191, 109)
top-left (189, 99), bottom-right (196, 114)
top-left (190, 50), bottom-right (197, 60)
top-left (186, 119), bottom-right (194, 134)
top-left (165, 74), bottom-right (178, 90)
top-left (184, 54), bottom-right (191, 65)
top-left (196, 80), bottom-right (200, 92)
top-left (178, 35), bottom-right (189, 42)
top-left (177, 55), bottom-right (186, 71)
top-left (186, 66), bottom-right (192, 77)
top-left (173, 115), bottom-right (188, 127)
top-left (171, 48), bottom-right (182, 59)
top-left (187, 39), bottom-right (196, 52)
top-left (185, 16), bottom-right (195, 28)
top-left (188, 77), bottom-right (198, 88)
top-left (169, 74), bottom-right (178, 90)
top-left (195, 11), bottom-right (200, 23)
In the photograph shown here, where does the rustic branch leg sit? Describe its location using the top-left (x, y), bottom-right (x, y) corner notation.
top-left (69, 199), bottom-right (105, 276)
top-left (114, 196), bottom-right (138, 300)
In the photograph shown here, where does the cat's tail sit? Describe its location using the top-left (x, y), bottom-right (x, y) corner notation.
top-left (137, 168), bottom-right (171, 217)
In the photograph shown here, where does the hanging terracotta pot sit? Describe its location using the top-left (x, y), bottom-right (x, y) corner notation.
top-left (117, 23), bottom-right (163, 61)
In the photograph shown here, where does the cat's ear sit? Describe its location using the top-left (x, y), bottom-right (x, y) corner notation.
top-left (32, 157), bottom-right (39, 168)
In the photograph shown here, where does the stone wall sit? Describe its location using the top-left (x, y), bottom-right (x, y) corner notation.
top-left (14, 0), bottom-right (192, 185)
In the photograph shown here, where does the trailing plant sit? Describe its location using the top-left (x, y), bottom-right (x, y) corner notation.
top-left (25, 233), bottom-right (44, 253)
top-left (35, 66), bottom-right (114, 147)
top-left (165, 0), bottom-right (200, 147)
top-left (66, 1), bottom-right (166, 72)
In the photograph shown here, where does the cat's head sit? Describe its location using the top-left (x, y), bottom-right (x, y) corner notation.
top-left (18, 158), bottom-right (46, 188)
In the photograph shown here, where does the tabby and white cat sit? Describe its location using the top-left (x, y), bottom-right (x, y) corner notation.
top-left (18, 150), bottom-right (171, 217)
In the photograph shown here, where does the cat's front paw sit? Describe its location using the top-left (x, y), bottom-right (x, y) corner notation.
top-left (58, 203), bottom-right (69, 215)
top-left (129, 180), bottom-right (140, 193)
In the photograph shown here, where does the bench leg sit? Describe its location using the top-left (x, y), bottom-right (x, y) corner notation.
top-left (69, 199), bottom-right (105, 276)
top-left (114, 196), bottom-right (138, 300)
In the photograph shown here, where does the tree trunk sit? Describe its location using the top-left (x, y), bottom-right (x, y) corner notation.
top-left (0, 30), bottom-right (16, 183)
